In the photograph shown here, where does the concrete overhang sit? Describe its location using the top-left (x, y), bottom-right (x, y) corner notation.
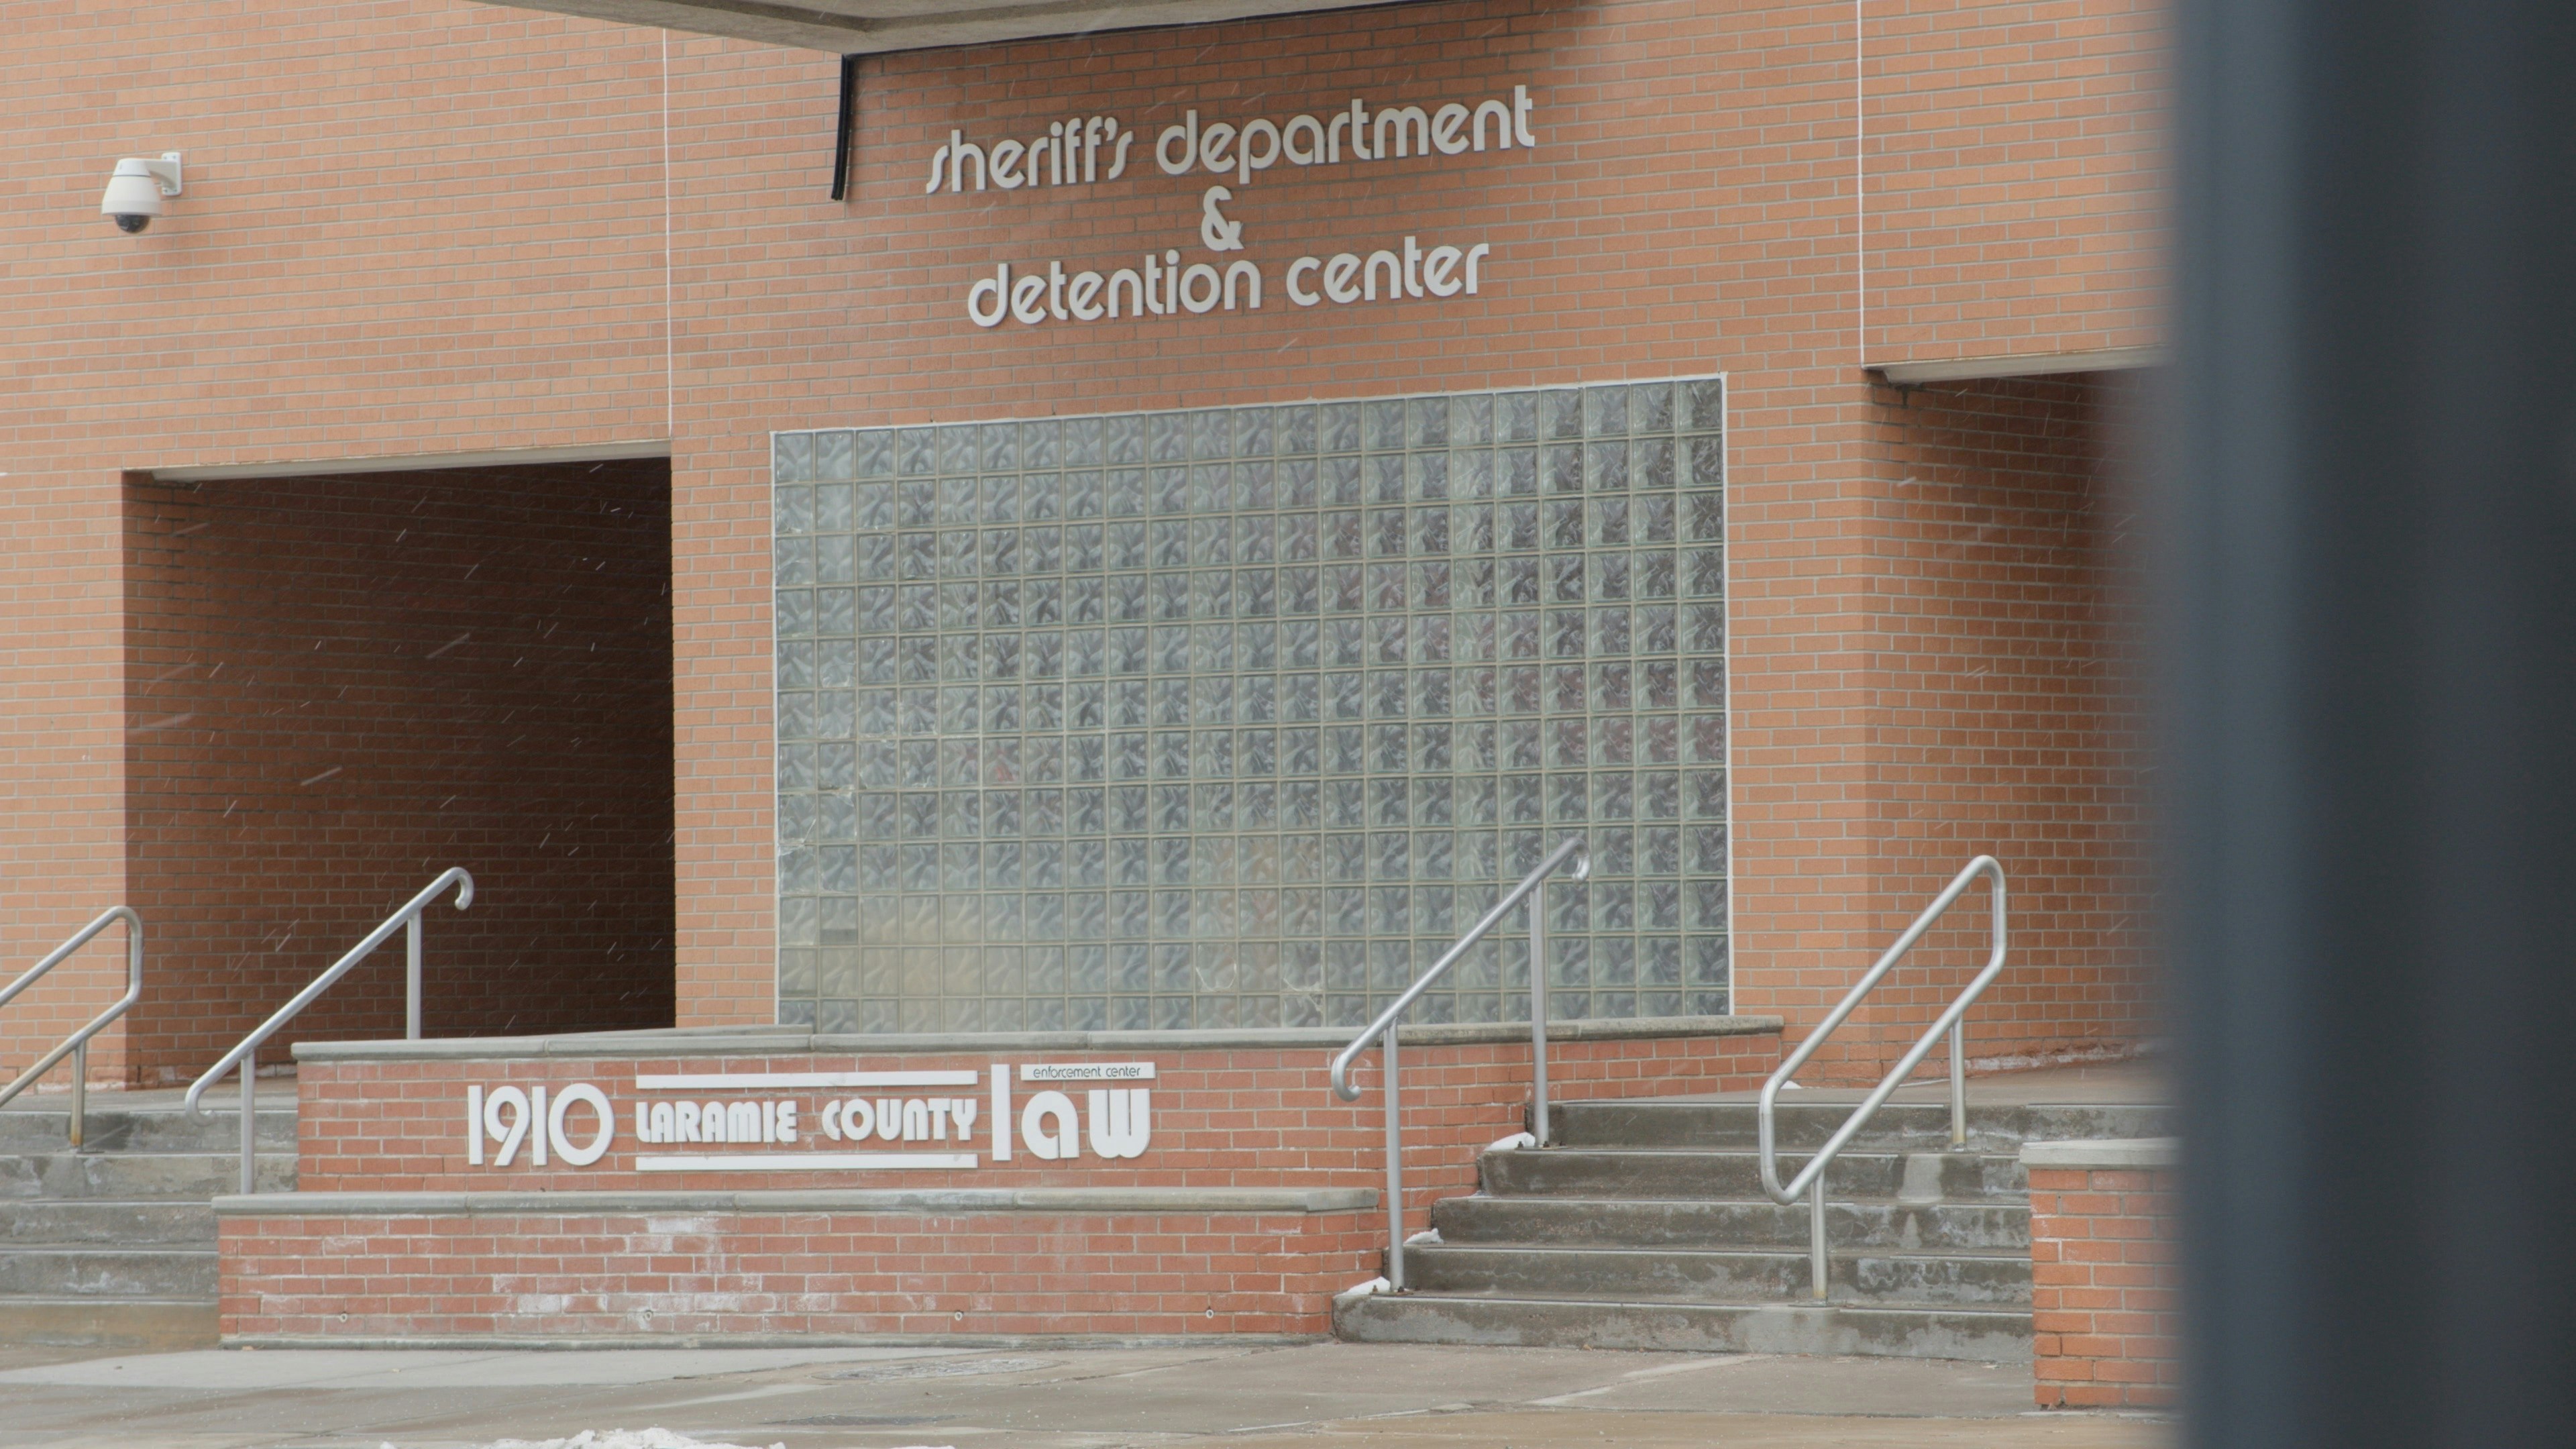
top-left (486, 0), bottom-right (1417, 54)
top-left (1868, 345), bottom-right (2171, 388)
top-left (144, 441), bottom-right (672, 483)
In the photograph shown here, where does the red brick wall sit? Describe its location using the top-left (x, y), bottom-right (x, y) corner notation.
top-left (1867, 0), bottom-right (2170, 363)
top-left (1844, 373), bottom-right (2152, 1073)
top-left (1735, 372), bottom-right (2153, 1079)
top-left (118, 462), bottom-right (676, 1083)
top-left (2029, 1163), bottom-right (2178, 1407)
top-left (222, 1208), bottom-right (1380, 1339)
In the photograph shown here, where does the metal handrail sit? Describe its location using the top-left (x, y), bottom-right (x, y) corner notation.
top-left (1332, 835), bottom-right (1590, 1291)
top-left (1757, 855), bottom-right (2008, 1299)
top-left (0, 908), bottom-right (144, 1148)
top-left (186, 868), bottom-right (473, 1191)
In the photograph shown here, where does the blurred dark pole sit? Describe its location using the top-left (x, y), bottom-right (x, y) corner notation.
top-left (2171, 0), bottom-right (2576, 1444)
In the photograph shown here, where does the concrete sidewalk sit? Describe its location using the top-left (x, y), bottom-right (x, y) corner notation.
top-left (0, 1341), bottom-right (2169, 1449)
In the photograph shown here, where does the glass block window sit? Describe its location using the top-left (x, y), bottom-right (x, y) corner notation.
top-left (771, 378), bottom-right (1727, 1034)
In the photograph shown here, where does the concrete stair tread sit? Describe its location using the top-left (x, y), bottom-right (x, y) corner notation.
top-left (2, 1150), bottom-right (299, 1199)
top-left (0, 1293), bottom-right (220, 1350)
top-left (1366, 1287), bottom-right (2029, 1313)
top-left (3, 1243), bottom-right (219, 1256)
top-left (0, 1110), bottom-right (298, 1155)
top-left (1430, 1194), bottom-right (2032, 1252)
top-left (1415, 1241), bottom-right (2030, 1263)
top-left (1548, 1100), bottom-right (2174, 1153)
top-left (1479, 1145), bottom-right (2029, 1203)
top-left (1581, 1097), bottom-right (2169, 1106)
top-left (0, 1242), bottom-right (222, 1295)
top-left (1519, 1146), bottom-right (2021, 1159)
top-left (3, 1150), bottom-right (296, 1160)
top-left (1401, 1237), bottom-right (2031, 1307)
top-left (1335, 1289), bottom-right (2034, 1360)
top-left (1444, 1191), bottom-right (2029, 1208)
top-left (1589, 1092), bottom-right (2167, 1108)
top-left (0, 1291), bottom-right (218, 1306)
top-left (11, 1147), bottom-right (295, 1156)
top-left (1, 1195), bottom-right (228, 1205)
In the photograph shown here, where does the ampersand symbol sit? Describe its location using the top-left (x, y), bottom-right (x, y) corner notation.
top-left (1199, 185), bottom-right (1246, 253)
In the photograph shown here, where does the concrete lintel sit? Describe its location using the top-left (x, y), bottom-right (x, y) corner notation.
top-left (290, 1014), bottom-right (1786, 1063)
top-left (1870, 345), bottom-right (2171, 386)
top-left (146, 441), bottom-right (672, 483)
top-left (2019, 1136), bottom-right (2180, 1170)
top-left (213, 1185), bottom-right (1379, 1216)
top-left (489, 0), bottom-right (1419, 56)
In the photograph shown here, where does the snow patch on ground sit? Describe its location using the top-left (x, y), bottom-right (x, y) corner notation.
top-left (439, 1432), bottom-right (957, 1449)
top-left (412, 1423), bottom-right (783, 1433)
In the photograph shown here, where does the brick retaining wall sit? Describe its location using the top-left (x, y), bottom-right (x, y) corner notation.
top-left (220, 1201), bottom-right (1379, 1340)
top-left (218, 1020), bottom-right (1778, 1341)
top-left (2025, 1138), bottom-right (2178, 1408)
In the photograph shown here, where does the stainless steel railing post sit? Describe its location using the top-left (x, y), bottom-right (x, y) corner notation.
top-left (1383, 1031), bottom-right (1405, 1291)
top-left (1949, 1021), bottom-right (1967, 1148)
top-left (1529, 878), bottom-right (1550, 1146)
top-left (1810, 1177), bottom-right (1827, 1300)
top-left (239, 1067), bottom-right (256, 1195)
top-left (69, 1042), bottom-right (86, 1150)
top-left (406, 913), bottom-right (423, 1042)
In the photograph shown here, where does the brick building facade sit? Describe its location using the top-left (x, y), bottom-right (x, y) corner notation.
top-left (3, 0), bottom-right (2172, 1365)
top-left (1, 0), bottom-right (2165, 1086)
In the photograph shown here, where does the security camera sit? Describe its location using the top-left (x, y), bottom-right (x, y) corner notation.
top-left (101, 154), bottom-right (182, 233)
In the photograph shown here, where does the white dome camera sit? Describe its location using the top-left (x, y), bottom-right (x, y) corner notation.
top-left (101, 153), bottom-right (183, 234)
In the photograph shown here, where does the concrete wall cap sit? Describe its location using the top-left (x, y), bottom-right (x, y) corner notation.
top-left (211, 1186), bottom-right (1380, 1216)
top-left (225, 1332), bottom-right (1324, 1351)
top-left (289, 1015), bottom-right (1784, 1063)
top-left (486, 0), bottom-right (1432, 58)
top-left (2019, 1137), bottom-right (2180, 1169)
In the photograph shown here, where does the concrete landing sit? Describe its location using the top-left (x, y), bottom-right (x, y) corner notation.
top-left (1691, 1059), bottom-right (2171, 1107)
top-left (0, 1084), bottom-right (270, 1114)
top-left (0, 1341), bottom-right (2168, 1449)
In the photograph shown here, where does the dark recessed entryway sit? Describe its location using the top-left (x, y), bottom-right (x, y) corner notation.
top-left (121, 459), bottom-right (675, 1084)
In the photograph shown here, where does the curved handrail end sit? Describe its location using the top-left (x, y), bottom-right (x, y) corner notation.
top-left (1753, 855), bottom-right (2010, 1207)
top-left (184, 869), bottom-right (476, 1119)
top-left (0, 907), bottom-right (148, 1116)
top-left (1328, 837), bottom-right (1591, 1104)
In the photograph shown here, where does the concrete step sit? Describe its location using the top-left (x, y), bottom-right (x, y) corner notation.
top-left (0, 1197), bottom-right (217, 1245)
top-left (0, 1104), bottom-right (296, 1154)
top-left (0, 1150), bottom-right (297, 1201)
top-left (0, 1244), bottom-right (219, 1298)
top-left (1432, 1193), bottom-right (2030, 1252)
top-left (1552, 1098), bottom-right (2172, 1151)
top-left (1481, 1146), bottom-right (2025, 1201)
top-left (1400, 1242), bottom-right (2029, 1306)
top-left (0, 1295), bottom-right (218, 1351)
top-left (1334, 1289), bottom-right (2032, 1362)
